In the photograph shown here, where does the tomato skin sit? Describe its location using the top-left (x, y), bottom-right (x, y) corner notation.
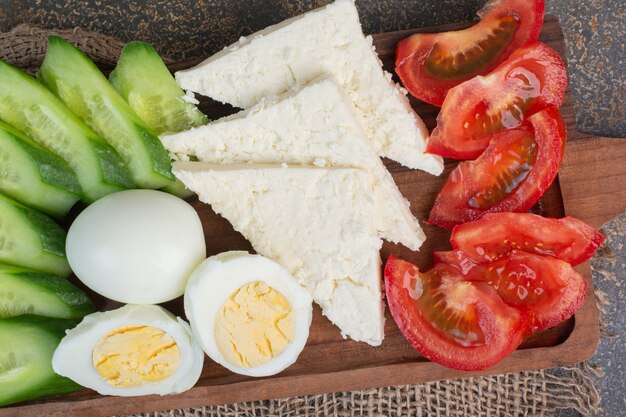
top-left (450, 212), bottom-right (605, 266)
top-left (428, 106), bottom-right (566, 229)
top-left (384, 255), bottom-right (528, 371)
top-left (396, 0), bottom-right (545, 106)
top-left (432, 250), bottom-right (587, 331)
top-left (427, 42), bottom-right (567, 159)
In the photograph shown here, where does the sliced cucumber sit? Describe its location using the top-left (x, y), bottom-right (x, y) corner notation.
top-left (110, 41), bottom-right (208, 134)
top-left (0, 193), bottom-right (70, 277)
top-left (38, 36), bottom-right (175, 189)
top-left (0, 121), bottom-right (81, 218)
top-left (0, 263), bottom-right (94, 320)
top-left (110, 41), bottom-right (206, 198)
top-left (0, 315), bottom-right (81, 406)
top-left (161, 177), bottom-right (195, 198)
top-left (0, 60), bottom-right (133, 203)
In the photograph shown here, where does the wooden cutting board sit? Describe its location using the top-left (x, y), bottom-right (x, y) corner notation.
top-left (3, 14), bottom-right (625, 417)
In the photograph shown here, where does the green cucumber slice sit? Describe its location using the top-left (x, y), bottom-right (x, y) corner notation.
top-left (0, 121), bottom-right (81, 218)
top-left (110, 41), bottom-right (206, 198)
top-left (109, 41), bottom-right (208, 134)
top-left (38, 36), bottom-right (175, 189)
top-left (0, 193), bottom-right (70, 277)
top-left (0, 315), bottom-right (81, 406)
top-left (0, 60), bottom-right (133, 203)
top-left (0, 263), bottom-right (94, 320)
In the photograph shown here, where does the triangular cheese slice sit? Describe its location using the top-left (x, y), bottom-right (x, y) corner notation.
top-left (174, 162), bottom-right (385, 345)
top-left (162, 78), bottom-right (425, 251)
top-left (175, 0), bottom-right (443, 175)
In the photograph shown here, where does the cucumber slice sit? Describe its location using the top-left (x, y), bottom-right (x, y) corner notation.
top-left (0, 193), bottom-right (70, 277)
top-left (0, 60), bottom-right (133, 203)
top-left (0, 263), bottom-right (94, 320)
top-left (0, 315), bottom-right (81, 406)
top-left (109, 41), bottom-right (208, 135)
top-left (38, 36), bottom-right (175, 189)
top-left (161, 177), bottom-right (195, 198)
top-left (0, 121), bottom-right (81, 218)
top-left (110, 41), bottom-right (206, 198)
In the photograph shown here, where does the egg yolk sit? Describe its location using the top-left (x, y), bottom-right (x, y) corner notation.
top-left (92, 325), bottom-right (180, 387)
top-left (215, 281), bottom-right (295, 368)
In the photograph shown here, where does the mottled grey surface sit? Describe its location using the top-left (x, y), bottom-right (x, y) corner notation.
top-left (0, 0), bottom-right (623, 137)
top-left (589, 214), bottom-right (626, 417)
top-left (0, 1), bottom-right (624, 416)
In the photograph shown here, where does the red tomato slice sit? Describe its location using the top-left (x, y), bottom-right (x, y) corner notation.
top-left (384, 255), bottom-right (528, 371)
top-left (427, 42), bottom-right (567, 159)
top-left (433, 250), bottom-right (587, 331)
top-left (429, 106), bottom-right (566, 229)
top-left (396, 0), bottom-right (545, 106)
top-left (450, 212), bottom-right (605, 265)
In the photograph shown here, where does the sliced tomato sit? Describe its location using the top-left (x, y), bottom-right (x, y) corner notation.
top-left (433, 250), bottom-right (587, 331)
top-left (429, 106), bottom-right (566, 229)
top-left (427, 42), bottom-right (567, 159)
top-left (384, 255), bottom-right (527, 371)
top-left (451, 212), bottom-right (605, 265)
top-left (396, 0), bottom-right (545, 106)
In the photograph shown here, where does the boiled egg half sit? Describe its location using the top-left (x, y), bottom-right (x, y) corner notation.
top-left (52, 304), bottom-right (204, 396)
top-left (185, 251), bottom-right (312, 377)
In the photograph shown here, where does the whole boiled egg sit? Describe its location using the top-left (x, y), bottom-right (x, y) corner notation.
top-left (185, 251), bottom-right (312, 377)
top-left (66, 189), bottom-right (206, 304)
top-left (52, 304), bottom-right (204, 396)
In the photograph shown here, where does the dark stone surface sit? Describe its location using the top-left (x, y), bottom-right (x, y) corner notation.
top-left (0, 0), bottom-right (623, 137)
top-left (0, 1), bottom-right (624, 415)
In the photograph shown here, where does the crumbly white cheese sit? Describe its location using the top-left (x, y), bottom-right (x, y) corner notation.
top-left (162, 78), bottom-right (425, 250)
top-left (173, 162), bottom-right (385, 346)
top-left (175, 0), bottom-right (443, 175)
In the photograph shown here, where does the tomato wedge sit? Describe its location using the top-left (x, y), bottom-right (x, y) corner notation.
top-left (451, 212), bottom-right (605, 265)
top-left (385, 255), bottom-right (527, 371)
top-left (427, 42), bottom-right (567, 159)
top-left (432, 250), bottom-right (587, 331)
top-left (429, 106), bottom-right (566, 229)
top-left (396, 0), bottom-right (545, 106)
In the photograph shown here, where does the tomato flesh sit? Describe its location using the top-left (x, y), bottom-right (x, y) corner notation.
top-left (433, 250), bottom-right (587, 331)
top-left (450, 212), bottom-right (605, 266)
top-left (396, 0), bottom-right (545, 106)
top-left (385, 255), bottom-right (527, 371)
top-left (424, 15), bottom-right (519, 80)
top-left (427, 42), bottom-right (567, 159)
top-left (429, 106), bottom-right (566, 229)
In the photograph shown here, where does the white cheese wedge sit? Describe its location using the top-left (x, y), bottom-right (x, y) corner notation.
top-left (173, 162), bottom-right (385, 346)
top-left (175, 0), bottom-right (443, 175)
top-left (162, 77), bottom-right (425, 250)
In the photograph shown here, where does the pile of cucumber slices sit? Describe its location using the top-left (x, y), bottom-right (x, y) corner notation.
top-left (0, 38), bottom-right (207, 406)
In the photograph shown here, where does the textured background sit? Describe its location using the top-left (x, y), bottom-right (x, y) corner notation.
top-left (0, 0), bottom-right (624, 415)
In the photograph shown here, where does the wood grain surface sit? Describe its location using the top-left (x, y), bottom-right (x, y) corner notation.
top-left (2, 14), bottom-right (625, 417)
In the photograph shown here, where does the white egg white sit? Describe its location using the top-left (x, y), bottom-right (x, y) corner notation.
top-left (52, 304), bottom-right (204, 396)
top-left (66, 189), bottom-right (206, 304)
top-left (184, 251), bottom-right (313, 377)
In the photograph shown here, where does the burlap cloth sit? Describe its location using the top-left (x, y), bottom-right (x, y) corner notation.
top-left (0, 25), bottom-right (609, 417)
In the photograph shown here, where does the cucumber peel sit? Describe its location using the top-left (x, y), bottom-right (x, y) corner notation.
top-left (38, 36), bottom-right (175, 189)
top-left (0, 263), bottom-right (95, 320)
top-left (0, 315), bottom-right (81, 406)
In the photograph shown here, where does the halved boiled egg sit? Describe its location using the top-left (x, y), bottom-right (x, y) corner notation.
top-left (52, 304), bottom-right (204, 396)
top-left (185, 251), bottom-right (312, 377)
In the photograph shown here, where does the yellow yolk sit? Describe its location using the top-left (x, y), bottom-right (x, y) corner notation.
top-left (92, 325), bottom-right (180, 387)
top-left (214, 281), bottom-right (295, 368)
